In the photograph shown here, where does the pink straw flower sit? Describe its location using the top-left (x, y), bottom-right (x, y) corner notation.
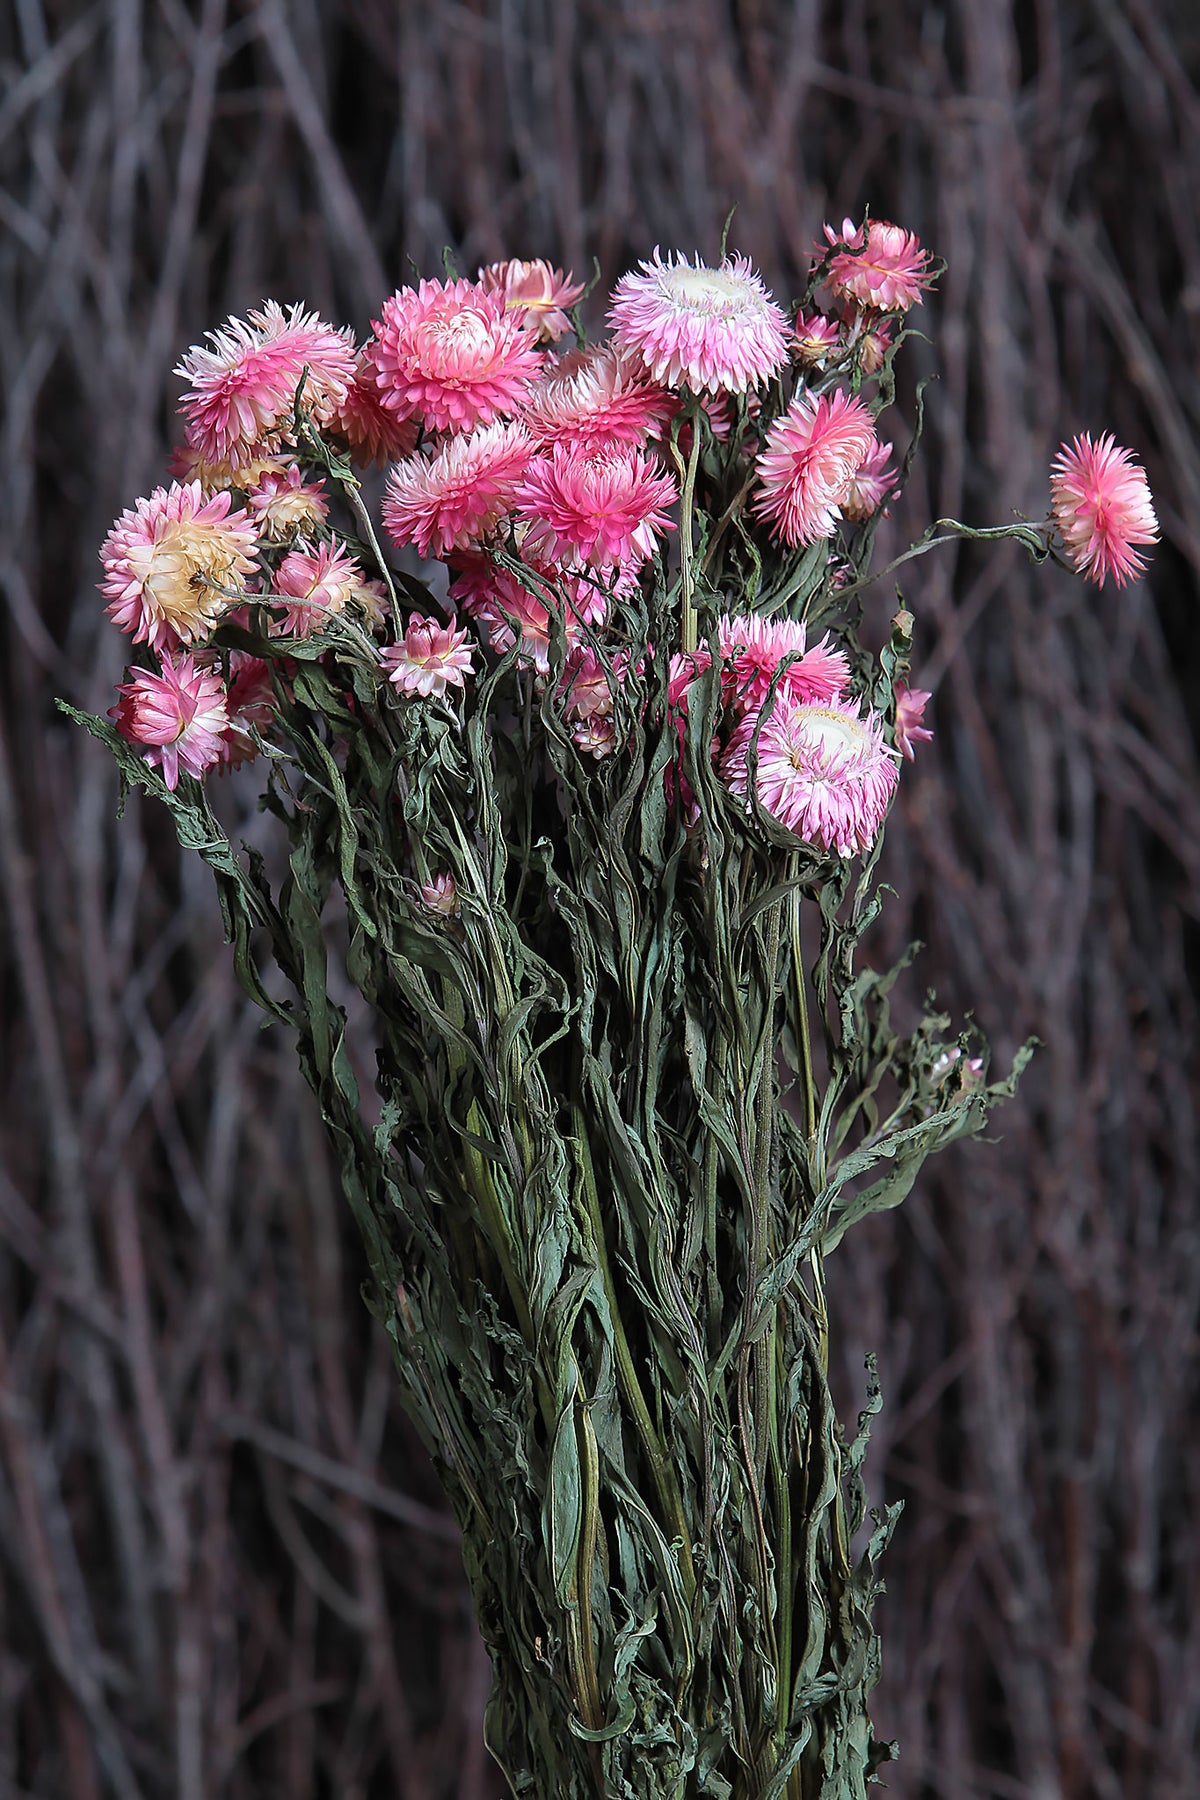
top-left (717, 613), bottom-right (850, 714)
top-left (215, 652), bottom-right (277, 769)
top-left (112, 652), bottom-right (230, 789)
top-left (722, 693), bottom-right (899, 856)
top-left (367, 277), bottom-right (543, 434)
top-left (478, 259), bottom-right (585, 343)
top-left (450, 559), bottom-right (585, 675)
top-left (245, 463), bottom-right (330, 541)
top-left (841, 439), bottom-right (897, 522)
top-left (381, 616), bottom-right (474, 699)
top-left (753, 389), bottom-right (878, 547)
top-left (608, 250), bottom-right (791, 394)
top-left (331, 354), bottom-right (421, 467)
top-left (272, 537), bottom-right (364, 637)
top-left (100, 480), bottom-right (260, 651)
top-left (517, 444), bottom-right (677, 568)
top-left (524, 347), bottom-right (677, 452)
top-left (792, 311), bottom-right (842, 369)
top-left (420, 873), bottom-right (461, 916)
top-left (1049, 432), bottom-right (1159, 587)
top-left (893, 683), bottom-right (934, 760)
top-left (176, 301), bottom-right (356, 468)
top-left (820, 218), bottom-right (935, 313)
top-left (382, 423), bottom-right (532, 559)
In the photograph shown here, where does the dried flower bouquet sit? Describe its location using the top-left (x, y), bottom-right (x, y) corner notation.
top-left (66, 223), bottom-right (1156, 1799)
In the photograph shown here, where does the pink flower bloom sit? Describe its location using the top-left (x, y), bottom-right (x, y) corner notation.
top-left (367, 278), bottom-right (543, 434)
top-left (855, 318), bottom-right (894, 376)
top-left (753, 389), bottom-right (878, 547)
top-left (381, 615), bottom-right (474, 699)
top-left (176, 301), bottom-right (356, 468)
top-left (722, 693), bottom-right (899, 856)
top-left (382, 423), bottom-right (532, 559)
top-left (792, 311), bottom-right (842, 368)
top-left (331, 354), bottom-right (421, 466)
top-left (1049, 432), bottom-right (1159, 587)
top-left (216, 651), bottom-right (277, 769)
top-left (518, 444), bottom-right (677, 568)
top-left (608, 250), bottom-right (791, 394)
top-left (478, 259), bottom-right (585, 343)
top-left (420, 873), bottom-right (460, 916)
top-left (100, 480), bottom-right (260, 651)
top-left (112, 652), bottom-right (230, 790)
top-left (893, 683), bottom-right (934, 760)
top-left (272, 537), bottom-right (363, 636)
top-left (717, 613), bottom-right (850, 714)
top-left (524, 347), bottom-right (677, 452)
top-left (166, 443), bottom-right (284, 494)
top-left (450, 559), bottom-right (584, 676)
top-left (841, 440), bottom-right (897, 522)
top-left (820, 219), bottom-right (935, 313)
top-left (245, 463), bottom-right (329, 541)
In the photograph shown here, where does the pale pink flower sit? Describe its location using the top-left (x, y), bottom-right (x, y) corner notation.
top-left (420, 873), bottom-right (460, 915)
top-left (792, 311), bottom-right (842, 368)
top-left (449, 550), bottom-right (621, 645)
top-left (367, 278), bottom-right (543, 434)
top-left (752, 389), bottom-right (878, 547)
top-left (349, 576), bottom-right (392, 634)
top-left (722, 693), bottom-right (899, 856)
top-left (517, 444), bottom-right (677, 568)
top-left (478, 259), bottom-right (585, 343)
top-left (561, 644), bottom-right (639, 726)
top-left (841, 440), bottom-right (897, 522)
top-left (381, 615), bottom-right (474, 698)
top-left (176, 301), bottom-right (356, 468)
top-left (717, 613), bottom-right (850, 714)
top-left (101, 480), bottom-right (260, 651)
top-left (331, 354), bottom-right (421, 466)
top-left (166, 444), bottom-right (284, 494)
top-left (855, 318), bottom-right (894, 376)
top-left (524, 346), bottom-right (676, 452)
top-left (246, 463), bottom-right (330, 541)
top-left (1049, 432), bottom-right (1159, 587)
top-left (112, 652), bottom-right (230, 790)
top-left (572, 714), bottom-right (620, 758)
top-left (820, 219), bottom-right (935, 313)
top-left (382, 423), bottom-right (532, 559)
top-left (272, 537), bottom-right (363, 636)
top-left (893, 683), bottom-right (934, 760)
top-left (450, 560), bottom-right (582, 676)
top-left (608, 250), bottom-right (791, 394)
top-left (215, 652), bottom-right (277, 769)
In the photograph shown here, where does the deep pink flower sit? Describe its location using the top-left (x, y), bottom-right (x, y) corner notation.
top-left (517, 444), bottom-right (677, 568)
top-left (524, 347), bottom-right (677, 452)
top-left (382, 423), bottom-right (532, 559)
top-left (753, 389), bottom-right (878, 547)
top-left (478, 259), bottom-right (585, 343)
top-left (820, 219), bottom-right (935, 313)
top-left (216, 652), bottom-right (277, 768)
top-left (381, 616), bottom-right (474, 698)
top-left (1049, 432), bottom-right (1159, 587)
top-left (893, 683), bottom-right (934, 761)
top-left (100, 480), bottom-right (260, 651)
top-left (176, 301), bottom-right (356, 468)
top-left (717, 613), bottom-right (850, 714)
top-left (331, 354), bottom-right (421, 466)
top-left (367, 278), bottom-right (543, 434)
top-left (112, 652), bottom-right (230, 789)
top-left (722, 693), bottom-right (899, 856)
top-left (449, 558), bottom-right (586, 675)
top-left (272, 538), bottom-right (364, 637)
top-left (608, 250), bottom-right (791, 394)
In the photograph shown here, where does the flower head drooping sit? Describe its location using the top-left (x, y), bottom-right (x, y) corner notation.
top-left (608, 250), bottom-right (791, 395)
top-left (245, 463), bottom-right (330, 542)
top-left (272, 537), bottom-right (364, 637)
top-left (717, 613), bottom-right (850, 714)
top-left (517, 444), bottom-right (678, 568)
top-left (752, 389), bottom-right (878, 547)
top-left (841, 440), bottom-right (898, 522)
top-left (367, 278), bottom-right (543, 434)
top-left (723, 693), bottom-right (899, 856)
top-left (792, 310), bottom-right (842, 369)
top-left (478, 259), bottom-right (585, 344)
top-left (1049, 432), bottom-right (1159, 587)
top-left (100, 481), bottom-right (260, 651)
top-left (382, 423), bottom-right (532, 559)
top-left (524, 347), bottom-right (677, 453)
top-left (381, 615), bottom-right (475, 699)
top-left (893, 683), bottom-right (934, 760)
top-left (820, 218), bottom-right (935, 313)
top-left (176, 302), bottom-right (356, 469)
top-left (112, 652), bottom-right (230, 790)
top-left (330, 354), bottom-right (422, 467)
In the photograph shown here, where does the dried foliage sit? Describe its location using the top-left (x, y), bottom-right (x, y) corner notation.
top-left (1, 3), bottom-right (1197, 1798)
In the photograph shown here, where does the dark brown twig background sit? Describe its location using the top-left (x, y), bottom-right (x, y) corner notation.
top-left (1, 3), bottom-right (1197, 1796)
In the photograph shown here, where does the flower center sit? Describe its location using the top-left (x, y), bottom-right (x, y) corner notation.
top-left (660, 266), bottom-right (751, 317)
